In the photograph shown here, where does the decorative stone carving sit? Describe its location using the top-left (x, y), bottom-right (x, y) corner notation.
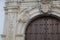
top-left (19, 13), bottom-right (30, 23)
top-left (41, 0), bottom-right (51, 4)
top-left (2, 0), bottom-right (60, 40)
top-left (52, 1), bottom-right (60, 14)
top-left (40, 0), bottom-right (51, 13)
top-left (18, 7), bottom-right (40, 23)
top-left (40, 3), bottom-right (51, 13)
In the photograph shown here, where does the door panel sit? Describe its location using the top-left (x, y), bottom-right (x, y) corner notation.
top-left (25, 17), bottom-right (60, 40)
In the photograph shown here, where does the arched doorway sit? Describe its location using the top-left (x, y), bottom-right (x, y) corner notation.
top-left (25, 16), bottom-right (60, 40)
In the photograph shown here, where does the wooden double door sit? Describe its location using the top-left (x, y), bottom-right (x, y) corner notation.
top-left (25, 16), bottom-right (60, 40)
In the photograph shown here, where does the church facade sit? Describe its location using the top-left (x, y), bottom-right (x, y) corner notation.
top-left (1, 0), bottom-right (60, 40)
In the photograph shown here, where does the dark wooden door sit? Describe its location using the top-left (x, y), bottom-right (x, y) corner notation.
top-left (25, 17), bottom-right (60, 40)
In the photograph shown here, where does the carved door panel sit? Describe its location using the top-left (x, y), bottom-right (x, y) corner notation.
top-left (25, 17), bottom-right (60, 40)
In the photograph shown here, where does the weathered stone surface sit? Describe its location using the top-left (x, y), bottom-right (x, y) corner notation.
top-left (1, 0), bottom-right (60, 40)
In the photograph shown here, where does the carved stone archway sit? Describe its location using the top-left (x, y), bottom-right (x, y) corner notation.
top-left (24, 13), bottom-right (60, 40)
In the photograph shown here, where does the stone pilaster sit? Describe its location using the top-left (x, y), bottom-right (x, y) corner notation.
top-left (1, 1), bottom-right (19, 40)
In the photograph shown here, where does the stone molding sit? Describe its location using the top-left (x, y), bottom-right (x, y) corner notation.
top-left (1, 34), bottom-right (6, 37)
top-left (15, 34), bottom-right (25, 37)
